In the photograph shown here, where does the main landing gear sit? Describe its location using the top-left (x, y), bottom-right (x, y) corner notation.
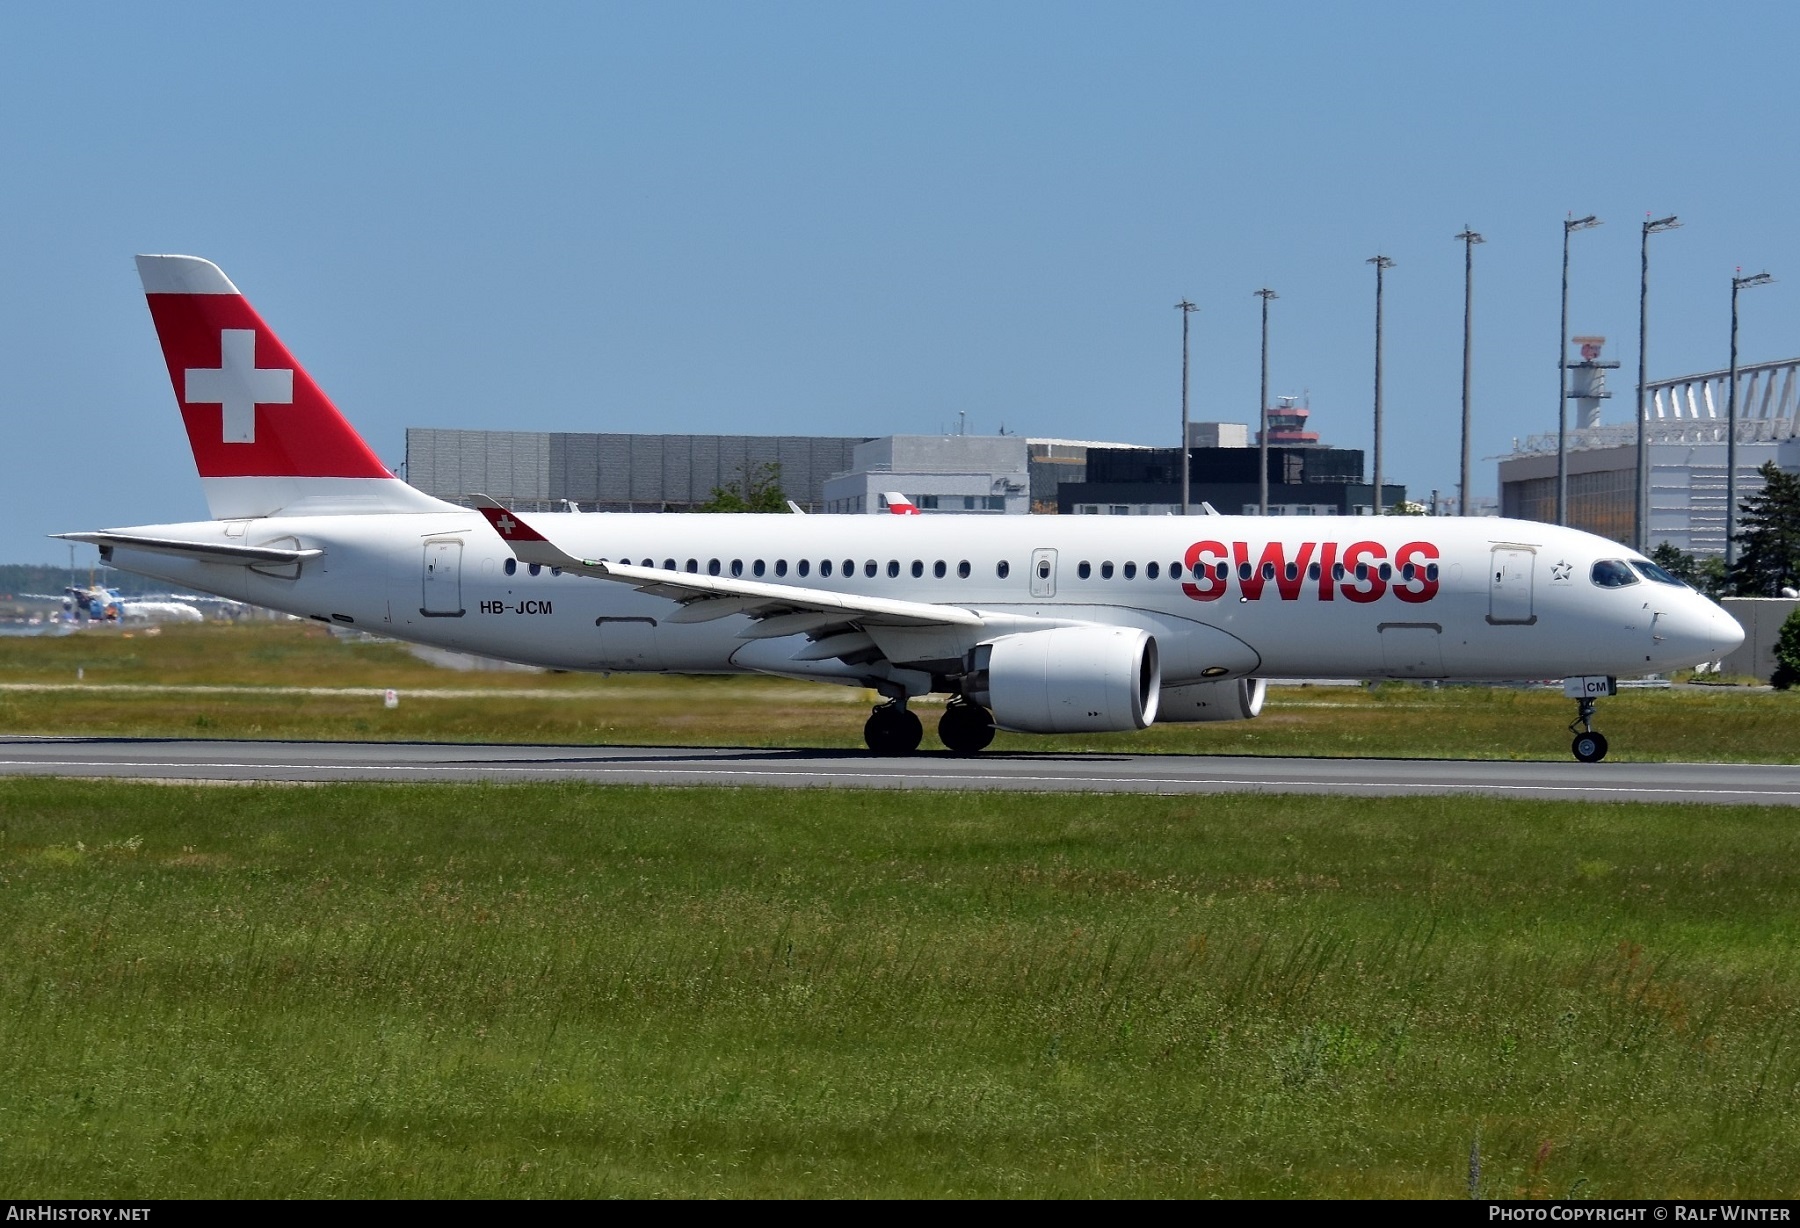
top-left (937, 698), bottom-right (996, 754)
top-left (861, 698), bottom-right (997, 755)
top-left (864, 700), bottom-right (923, 756)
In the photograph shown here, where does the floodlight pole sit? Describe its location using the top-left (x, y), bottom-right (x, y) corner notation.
top-left (1727, 270), bottom-right (1774, 567)
top-left (1255, 288), bottom-right (1277, 515)
top-left (1177, 300), bottom-right (1198, 515)
top-left (1634, 215), bottom-right (1680, 553)
top-left (1367, 256), bottom-right (1394, 515)
top-left (1455, 228), bottom-right (1484, 516)
top-left (1557, 214), bottom-right (1601, 526)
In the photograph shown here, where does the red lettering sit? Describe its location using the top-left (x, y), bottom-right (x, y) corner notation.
top-left (1316, 541), bottom-right (1337, 601)
top-left (1341, 540), bottom-right (1387, 603)
top-left (1181, 540), bottom-right (1227, 601)
top-left (1231, 541), bottom-right (1315, 600)
top-left (1393, 541), bottom-right (1440, 604)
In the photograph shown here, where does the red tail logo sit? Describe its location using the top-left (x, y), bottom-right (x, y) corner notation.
top-left (137, 255), bottom-right (390, 480)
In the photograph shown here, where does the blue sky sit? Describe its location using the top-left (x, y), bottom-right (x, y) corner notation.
top-left (3, 1), bottom-right (1798, 563)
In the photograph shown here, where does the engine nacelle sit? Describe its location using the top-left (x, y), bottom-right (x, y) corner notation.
top-left (1157, 676), bottom-right (1266, 723)
top-left (966, 627), bottom-right (1160, 733)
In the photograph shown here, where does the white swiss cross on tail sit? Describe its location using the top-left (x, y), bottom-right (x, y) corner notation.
top-left (185, 329), bottom-right (294, 444)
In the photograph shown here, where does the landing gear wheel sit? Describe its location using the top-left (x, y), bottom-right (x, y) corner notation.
top-left (1571, 731), bottom-right (1609, 763)
top-left (938, 702), bottom-right (996, 754)
top-left (1567, 695), bottom-right (1608, 763)
top-left (864, 704), bottom-right (924, 755)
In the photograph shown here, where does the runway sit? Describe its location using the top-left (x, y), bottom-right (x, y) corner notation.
top-left (1, 737), bottom-right (1797, 804)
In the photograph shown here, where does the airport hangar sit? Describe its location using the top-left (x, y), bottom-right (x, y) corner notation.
top-left (403, 402), bottom-right (1405, 519)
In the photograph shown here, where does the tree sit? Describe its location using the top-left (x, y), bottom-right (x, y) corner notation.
top-left (1727, 461), bottom-right (1800, 597)
top-left (1773, 609), bottom-right (1800, 691)
top-left (697, 462), bottom-right (790, 513)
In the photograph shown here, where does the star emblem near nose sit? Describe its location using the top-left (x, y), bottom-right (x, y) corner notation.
top-left (1551, 560), bottom-right (1573, 581)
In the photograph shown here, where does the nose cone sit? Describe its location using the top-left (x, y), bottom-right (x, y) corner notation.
top-left (1710, 603), bottom-right (1746, 657)
top-left (1655, 598), bottom-right (1744, 667)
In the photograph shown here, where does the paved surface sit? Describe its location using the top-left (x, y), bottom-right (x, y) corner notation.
top-left (1, 737), bottom-right (1797, 804)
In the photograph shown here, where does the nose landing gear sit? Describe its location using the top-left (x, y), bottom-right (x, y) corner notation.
top-left (1565, 675), bottom-right (1616, 763)
top-left (863, 699), bottom-right (924, 755)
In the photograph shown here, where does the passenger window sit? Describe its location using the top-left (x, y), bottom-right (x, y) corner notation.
top-left (1426, 563), bottom-right (1440, 582)
top-left (843, 560), bottom-right (853, 577)
top-left (1378, 562), bottom-right (1392, 582)
top-left (798, 559), bottom-right (810, 577)
top-left (753, 559), bottom-right (766, 577)
top-left (999, 560), bottom-right (1012, 580)
top-left (911, 560), bottom-right (924, 578)
top-left (775, 560), bottom-right (788, 577)
top-left (1261, 562), bottom-right (1276, 581)
top-left (731, 559), bottom-right (743, 577)
top-left (504, 558), bottom-right (517, 576)
top-left (1333, 562), bottom-right (1346, 581)
top-left (1101, 561), bottom-right (1114, 579)
top-left (708, 559), bottom-right (721, 576)
top-left (1307, 562), bottom-right (1320, 581)
top-left (1170, 561), bottom-right (1183, 579)
top-left (663, 558), bottom-right (676, 571)
top-left (686, 559), bottom-right (698, 573)
top-left (957, 560), bottom-right (970, 579)
top-left (1239, 562), bottom-right (1253, 581)
top-left (551, 567), bottom-right (563, 577)
top-left (1214, 562), bottom-right (1227, 581)
top-left (1123, 562), bottom-right (1137, 580)
top-left (529, 563), bottom-right (542, 577)
top-left (1146, 562), bottom-right (1159, 579)
top-left (1591, 559), bottom-right (1640, 588)
top-left (821, 559), bottom-right (834, 577)
top-left (1401, 563), bottom-right (1415, 581)
top-left (887, 560), bottom-right (899, 578)
top-left (934, 560), bottom-right (947, 578)
top-left (1078, 561), bottom-right (1092, 579)
top-left (865, 560), bottom-right (877, 577)
top-left (1284, 562), bottom-right (1298, 581)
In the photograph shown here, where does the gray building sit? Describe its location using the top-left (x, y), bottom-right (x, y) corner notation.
top-left (822, 435), bottom-right (1031, 514)
top-left (405, 429), bottom-right (869, 511)
top-left (1497, 357), bottom-right (1800, 554)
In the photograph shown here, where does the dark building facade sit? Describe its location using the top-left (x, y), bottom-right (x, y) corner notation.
top-left (1058, 445), bottom-right (1402, 516)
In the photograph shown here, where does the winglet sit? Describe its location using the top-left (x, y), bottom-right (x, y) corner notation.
top-left (881, 492), bottom-right (922, 515)
top-left (473, 494), bottom-right (549, 543)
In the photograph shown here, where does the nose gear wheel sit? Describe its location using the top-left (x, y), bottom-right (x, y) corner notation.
top-left (1569, 697), bottom-right (1608, 763)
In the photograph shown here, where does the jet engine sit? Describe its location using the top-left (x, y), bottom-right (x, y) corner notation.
top-left (965, 627), bottom-right (1160, 733)
top-left (1157, 676), bottom-right (1266, 722)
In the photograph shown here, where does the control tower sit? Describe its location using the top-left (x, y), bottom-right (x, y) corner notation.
top-left (1567, 335), bottom-right (1621, 429)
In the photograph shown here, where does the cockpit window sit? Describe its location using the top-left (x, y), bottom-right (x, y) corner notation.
top-left (1630, 560), bottom-right (1688, 587)
top-left (1590, 559), bottom-right (1640, 588)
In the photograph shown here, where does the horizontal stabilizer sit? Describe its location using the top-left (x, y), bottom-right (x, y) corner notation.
top-left (53, 531), bottom-right (323, 567)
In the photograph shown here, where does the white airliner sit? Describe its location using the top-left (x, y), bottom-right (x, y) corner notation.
top-left (59, 256), bottom-right (1744, 762)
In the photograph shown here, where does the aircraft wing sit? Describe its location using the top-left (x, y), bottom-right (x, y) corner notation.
top-left (473, 496), bottom-right (982, 632)
top-left (52, 532), bottom-right (323, 567)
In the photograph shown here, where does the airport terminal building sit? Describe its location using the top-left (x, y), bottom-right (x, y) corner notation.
top-left (1497, 357), bottom-right (1800, 554)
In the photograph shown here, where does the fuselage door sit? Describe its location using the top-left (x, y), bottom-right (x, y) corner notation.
top-left (1487, 546), bottom-right (1536, 626)
top-left (1029, 548), bottom-right (1057, 598)
top-left (422, 540), bottom-right (464, 617)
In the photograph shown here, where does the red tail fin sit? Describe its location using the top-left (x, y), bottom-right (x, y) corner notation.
top-left (135, 255), bottom-right (445, 518)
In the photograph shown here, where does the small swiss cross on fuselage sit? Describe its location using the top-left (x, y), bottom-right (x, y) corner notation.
top-left (184, 328), bottom-right (294, 444)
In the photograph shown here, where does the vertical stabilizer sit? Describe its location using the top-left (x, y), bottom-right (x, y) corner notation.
top-left (136, 254), bottom-right (451, 518)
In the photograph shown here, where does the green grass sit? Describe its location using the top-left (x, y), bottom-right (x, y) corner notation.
top-left (2, 779), bottom-right (1797, 1197)
top-left (3, 622), bottom-right (1798, 761)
